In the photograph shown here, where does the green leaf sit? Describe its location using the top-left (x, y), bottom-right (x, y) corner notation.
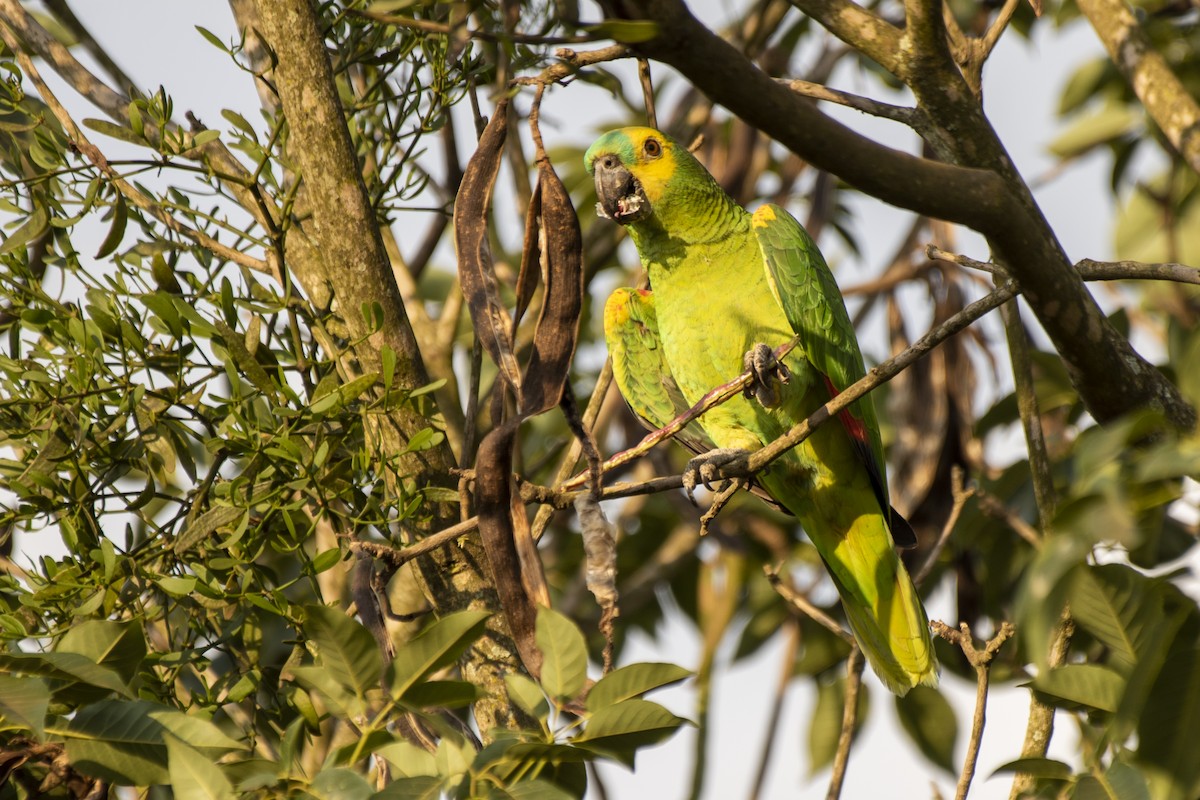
top-left (308, 767), bottom-right (374, 800)
top-left (571, 699), bottom-right (688, 768)
top-left (0, 203), bottom-right (49, 256)
top-left (0, 674), bottom-right (49, 741)
top-left (376, 741), bottom-right (438, 778)
top-left (57, 619), bottom-right (147, 687)
top-left (1031, 664), bottom-right (1124, 713)
top-left (583, 20), bottom-right (660, 43)
top-left (506, 673), bottom-right (549, 719)
top-left (82, 117), bottom-right (145, 145)
top-left (990, 757), bottom-right (1074, 781)
top-left (1104, 761), bottom-right (1150, 800)
top-left (504, 779), bottom-right (577, 800)
top-left (388, 610), bottom-right (491, 701)
top-left (1049, 103), bottom-right (1139, 158)
top-left (0, 652), bottom-right (132, 699)
top-left (371, 776), bottom-right (444, 800)
top-left (536, 607), bottom-right (588, 702)
top-left (304, 604), bottom-right (383, 699)
top-left (894, 685), bottom-right (957, 774)
top-left (1135, 618), bottom-right (1200, 800)
top-left (1068, 564), bottom-right (1157, 675)
top-left (94, 192), bottom-right (128, 259)
top-left (175, 505), bottom-right (245, 554)
top-left (808, 676), bottom-right (868, 774)
top-left (586, 662), bottom-right (691, 711)
top-left (400, 679), bottom-right (479, 709)
top-left (148, 710), bottom-right (246, 756)
top-left (166, 735), bottom-right (236, 800)
top-left (62, 700), bottom-right (174, 786)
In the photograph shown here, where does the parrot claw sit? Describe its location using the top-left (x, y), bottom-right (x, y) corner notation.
top-left (682, 448), bottom-right (751, 502)
top-left (742, 343), bottom-right (791, 409)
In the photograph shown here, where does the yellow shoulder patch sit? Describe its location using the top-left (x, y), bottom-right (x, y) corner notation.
top-left (752, 205), bottom-right (777, 229)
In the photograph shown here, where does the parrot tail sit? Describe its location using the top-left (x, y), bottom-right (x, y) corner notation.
top-left (817, 513), bottom-right (940, 696)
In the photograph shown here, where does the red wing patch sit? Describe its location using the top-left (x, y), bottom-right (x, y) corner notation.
top-left (822, 375), bottom-right (868, 445)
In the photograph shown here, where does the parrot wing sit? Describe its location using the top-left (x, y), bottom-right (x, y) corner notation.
top-left (604, 287), bottom-right (788, 514)
top-left (603, 287), bottom-right (715, 454)
top-left (751, 204), bottom-right (915, 547)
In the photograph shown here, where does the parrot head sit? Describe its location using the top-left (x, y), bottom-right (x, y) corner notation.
top-left (585, 127), bottom-right (716, 228)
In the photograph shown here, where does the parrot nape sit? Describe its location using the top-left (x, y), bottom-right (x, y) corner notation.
top-left (586, 127), bottom-right (938, 695)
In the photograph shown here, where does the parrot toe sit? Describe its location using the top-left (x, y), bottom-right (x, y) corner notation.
top-left (742, 342), bottom-right (791, 408)
top-left (682, 447), bottom-right (751, 502)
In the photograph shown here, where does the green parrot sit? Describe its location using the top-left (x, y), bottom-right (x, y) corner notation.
top-left (587, 127), bottom-right (938, 695)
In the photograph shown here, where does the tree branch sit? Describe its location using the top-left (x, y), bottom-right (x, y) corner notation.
top-left (1077, 0), bottom-right (1200, 176)
top-left (933, 621), bottom-right (1017, 800)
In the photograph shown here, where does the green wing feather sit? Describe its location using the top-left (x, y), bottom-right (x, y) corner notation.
top-left (603, 287), bottom-right (714, 454)
top-left (750, 204), bottom-right (887, 481)
top-left (752, 205), bottom-right (919, 549)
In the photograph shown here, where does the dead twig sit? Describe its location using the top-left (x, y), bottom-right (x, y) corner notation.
top-left (913, 466), bottom-right (974, 587)
top-left (932, 620), bottom-right (1017, 800)
top-left (763, 564), bottom-right (855, 645)
top-left (825, 648), bottom-right (866, 800)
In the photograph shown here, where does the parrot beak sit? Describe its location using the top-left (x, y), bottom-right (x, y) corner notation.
top-left (592, 154), bottom-right (650, 224)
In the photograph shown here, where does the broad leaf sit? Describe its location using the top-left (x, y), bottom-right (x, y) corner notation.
top-left (0, 674), bottom-right (49, 741)
top-left (56, 619), bottom-right (147, 686)
top-left (536, 607), bottom-right (588, 702)
top-left (304, 604), bottom-right (383, 699)
top-left (586, 662), bottom-right (691, 712)
top-left (571, 699), bottom-right (688, 768)
top-left (388, 610), bottom-right (491, 701)
top-left (166, 735), bottom-right (236, 800)
top-left (1032, 664), bottom-right (1124, 713)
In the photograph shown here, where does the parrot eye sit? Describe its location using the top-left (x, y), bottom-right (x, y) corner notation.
top-left (643, 138), bottom-right (662, 158)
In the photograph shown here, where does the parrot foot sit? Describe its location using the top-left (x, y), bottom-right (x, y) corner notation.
top-left (682, 447), bottom-right (751, 502)
top-left (743, 343), bottom-right (791, 408)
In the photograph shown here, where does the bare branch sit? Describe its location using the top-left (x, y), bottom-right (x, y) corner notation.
top-left (782, 78), bottom-right (923, 127)
top-left (1078, 0), bottom-right (1200, 176)
top-left (825, 648), bottom-right (866, 800)
top-left (913, 466), bottom-right (974, 587)
top-left (764, 565), bottom-right (856, 644)
top-left (933, 621), bottom-right (1017, 800)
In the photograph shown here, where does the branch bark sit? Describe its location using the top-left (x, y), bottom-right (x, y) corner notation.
top-left (1077, 0), bottom-right (1200, 176)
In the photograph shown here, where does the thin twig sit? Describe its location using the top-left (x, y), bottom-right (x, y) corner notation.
top-left (763, 564), bottom-right (855, 645)
top-left (979, 0), bottom-right (1022, 58)
top-left (913, 466), bottom-right (974, 587)
top-left (698, 479), bottom-right (744, 536)
top-left (931, 245), bottom-right (1200, 286)
top-left (825, 648), bottom-right (865, 800)
top-left (974, 488), bottom-right (1042, 549)
top-left (350, 8), bottom-right (599, 46)
top-left (932, 620), bottom-right (1017, 800)
top-left (511, 44), bottom-right (631, 88)
top-left (783, 78), bottom-right (922, 127)
top-left (638, 58), bottom-right (657, 129)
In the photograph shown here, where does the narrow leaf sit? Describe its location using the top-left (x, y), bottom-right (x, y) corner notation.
top-left (94, 191), bottom-right (128, 259)
top-left (0, 202), bottom-right (49, 256)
